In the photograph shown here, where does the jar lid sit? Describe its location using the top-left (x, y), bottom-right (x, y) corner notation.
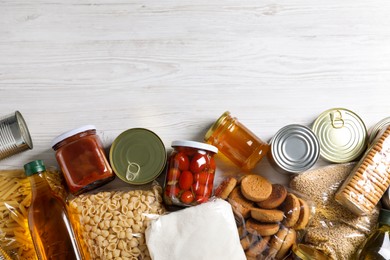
top-left (204, 111), bottom-right (231, 141)
top-left (172, 140), bottom-right (218, 153)
top-left (51, 125), bottom-right (96, 148)
top-left (110, 128), bottom-right (167, 185)
top-left (270, 124), bottom-right (319, 174)
top-left (368, 117), bottom-right (390, 147)
top-left (292, 244), bottom-right (329, 260)
top-left (312, 108), bottom-right (367, 163)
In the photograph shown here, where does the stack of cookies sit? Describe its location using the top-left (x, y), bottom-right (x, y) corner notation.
top-left (336, 125), bottom-right (390, 215)
top-left (215, 174), bottom-right (311, 259)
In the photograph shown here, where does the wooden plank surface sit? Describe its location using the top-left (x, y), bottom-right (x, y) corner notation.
top-left (1, 0), bottom-right (390, 185)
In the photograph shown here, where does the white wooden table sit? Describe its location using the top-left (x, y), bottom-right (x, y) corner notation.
top-left (1, 0), bottom-right (390, 185)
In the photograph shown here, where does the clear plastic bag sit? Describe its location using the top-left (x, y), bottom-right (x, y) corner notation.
top-left (67, 179), bottom-right (165, 260)
top-left (290, 163), bottom-right (380, 260)
top-left (0, 167), bottom-right (67, 260)
top-left (213, 173), bottom-right (315, 260)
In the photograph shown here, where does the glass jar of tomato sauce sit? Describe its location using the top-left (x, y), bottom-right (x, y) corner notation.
top-left (204, 111), bottom-right (269, 171)
top-left (163, 140), bottom-right (218, 207)
top-left (51, 125), bottom-right (114, 195)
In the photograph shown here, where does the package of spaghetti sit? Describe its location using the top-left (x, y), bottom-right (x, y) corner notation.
top-left (0, 167), bottom-right (67, 260)
top-left (67, 179), bottom-right (165, 260)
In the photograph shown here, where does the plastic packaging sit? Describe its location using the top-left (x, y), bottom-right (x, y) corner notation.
top-left (163, 140), bottom-right (218, 207)
top-left (24, 160), bottom-right (83, 260)
top-left (204, 111), bottom-right (269, 171)
top-left (214, 173), bottom-right (315, 259)
top-left (67, 180), bottom-right (165, 260)
top-left (145, 199), bottom-right (246, 260)
top-left (357, 208), bottom-right (390, 259)
top-left (52, 125), bottom-right (114, 195)
top-left (290, 163), bottom-right (379, 260)
top-left (0, 167), bottom-right (67, 260)
top-left (335, 125), bottom-right (390, 216)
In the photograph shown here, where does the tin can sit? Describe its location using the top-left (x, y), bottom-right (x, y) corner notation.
top-left (367, 117), bottom-right (390, 147)
top-left (163, 140), bottom-right (218, 207)
top-left (312, 108), bottom-right (367, 163)
top-left (0, 111), bottom-right (33, 160)
top-left (52, 125), bottom-right (114, 195)
top-left (268, 124), bottom-right (319, 174)
top-left (204, 111), bottom-right (269, 171)
top-left (110, 128), bottom-right (167, 185)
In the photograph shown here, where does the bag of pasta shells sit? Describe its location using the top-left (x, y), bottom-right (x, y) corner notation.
top-left (68, 181), bottom-right (165, 260)
top-left (0, 168), bottom-right (67, 260)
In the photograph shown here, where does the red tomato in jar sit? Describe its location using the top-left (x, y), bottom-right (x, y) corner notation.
top-left (174, 152), bottom-right (189, 171)
top-left (209, 157), bottom-right (216, 171)
top-left (179, 171), bottom-right (193, 190)
top-left (193, 183), bottom-right (211, 196)
top-left (190, 153), bottom-right (209, 173)
top-left (194, 171), bottom-right (210, 185)
top-left (195, 195), bottom-right (208, 204)
top-left (165, 185), bottom-right (180, 197)
top-left (180, 190), bottom-right (194, 204)
top-left (166, 168), bottom-right (181, 182)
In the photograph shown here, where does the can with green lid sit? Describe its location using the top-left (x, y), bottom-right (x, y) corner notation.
top-left (109, 128), bottom-right (166, 185)
top-left (312, 108), bottom-right (367, 163)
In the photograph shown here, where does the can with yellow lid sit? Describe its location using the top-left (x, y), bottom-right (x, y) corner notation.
top-left (312, 108), bottom-right (367, 163)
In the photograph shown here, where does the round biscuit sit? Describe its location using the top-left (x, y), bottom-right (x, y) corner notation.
top-left (293, 198), bottom-right (310, 230)
top-left (241, 175), bottom-right (272, 202)
top-left (246, 219), bottom-right (280, 237)
top-left (245, 236), bottom-right (270, 258)
top-left (276, 228), bottom-right (296, 260)
top-left (256, 184), bottom-right (287, 209)
top-left (267, 227), bottom-right (289, 259)
top-left (250, 208), bottom-right (284, 223)
top-left (215, 177), bottom-right (237, 200)
top-left (282, 193), bottom-right (300, 228)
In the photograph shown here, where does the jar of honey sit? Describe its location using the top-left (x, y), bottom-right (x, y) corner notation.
top-left (52, 125), bottom-right (114, 195)
top-left (204, 111), bottom-right (269, 171)
top-left (163, 140), bottom-right (218, 207)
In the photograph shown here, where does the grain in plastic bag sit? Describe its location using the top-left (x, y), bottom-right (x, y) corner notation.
top-left (290, 163), bottom-right (379, 260)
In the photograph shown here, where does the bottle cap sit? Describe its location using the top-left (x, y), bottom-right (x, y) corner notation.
top-left (24, 160), bottom-right (46, 176)
top-left (172, 140), bottom-right (218, 153)
top-left (379, 208), bottom-right (390, 226)
top-left (51, 125), bottom-right (96, 148)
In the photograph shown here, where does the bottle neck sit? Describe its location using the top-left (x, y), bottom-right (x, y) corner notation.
top-left (28, 172), bottom-right (52, 198)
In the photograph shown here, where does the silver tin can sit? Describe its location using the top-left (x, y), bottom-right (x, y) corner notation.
top-left (268, 124), bottom-right (320, 174)
top-left (367, 117), bottom-right (390, 147)
top-left (0, 111), bottom-right (33, 160)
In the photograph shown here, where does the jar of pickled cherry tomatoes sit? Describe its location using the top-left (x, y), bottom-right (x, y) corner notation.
top-left (52, 125), bottom-right (114, 195)
top-left (163, 140), bottom-right (218, 207)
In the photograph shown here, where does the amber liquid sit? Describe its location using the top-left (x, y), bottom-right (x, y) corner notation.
top-left (28, 172), bottom-right (82, 260)
top-left (206, 116), bottom-right (269, 171)
top-left (358, 225), bottom-right (390, 260)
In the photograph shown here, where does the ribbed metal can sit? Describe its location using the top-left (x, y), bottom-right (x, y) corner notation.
top-left (0, 111), bottom-right (33, 160)
top-left (312, 108), bottom-right (367, 163)
top-left (268, 124), bottom-right (320, 174)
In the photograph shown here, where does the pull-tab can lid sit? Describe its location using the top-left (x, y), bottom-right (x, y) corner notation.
top-left (312, 108), bottom-right (367, 163)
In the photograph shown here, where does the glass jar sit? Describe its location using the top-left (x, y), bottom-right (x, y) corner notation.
top-left (52, 125), bottom-right (114, 195)
top-left (163, 140), bottom-right (218, 207)
top-left (204, 111), bottom-right (269, 171)
top-left (357, 208), bottom-right (390, 259)
top-left (292, 244), bottom-right (329, 260)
